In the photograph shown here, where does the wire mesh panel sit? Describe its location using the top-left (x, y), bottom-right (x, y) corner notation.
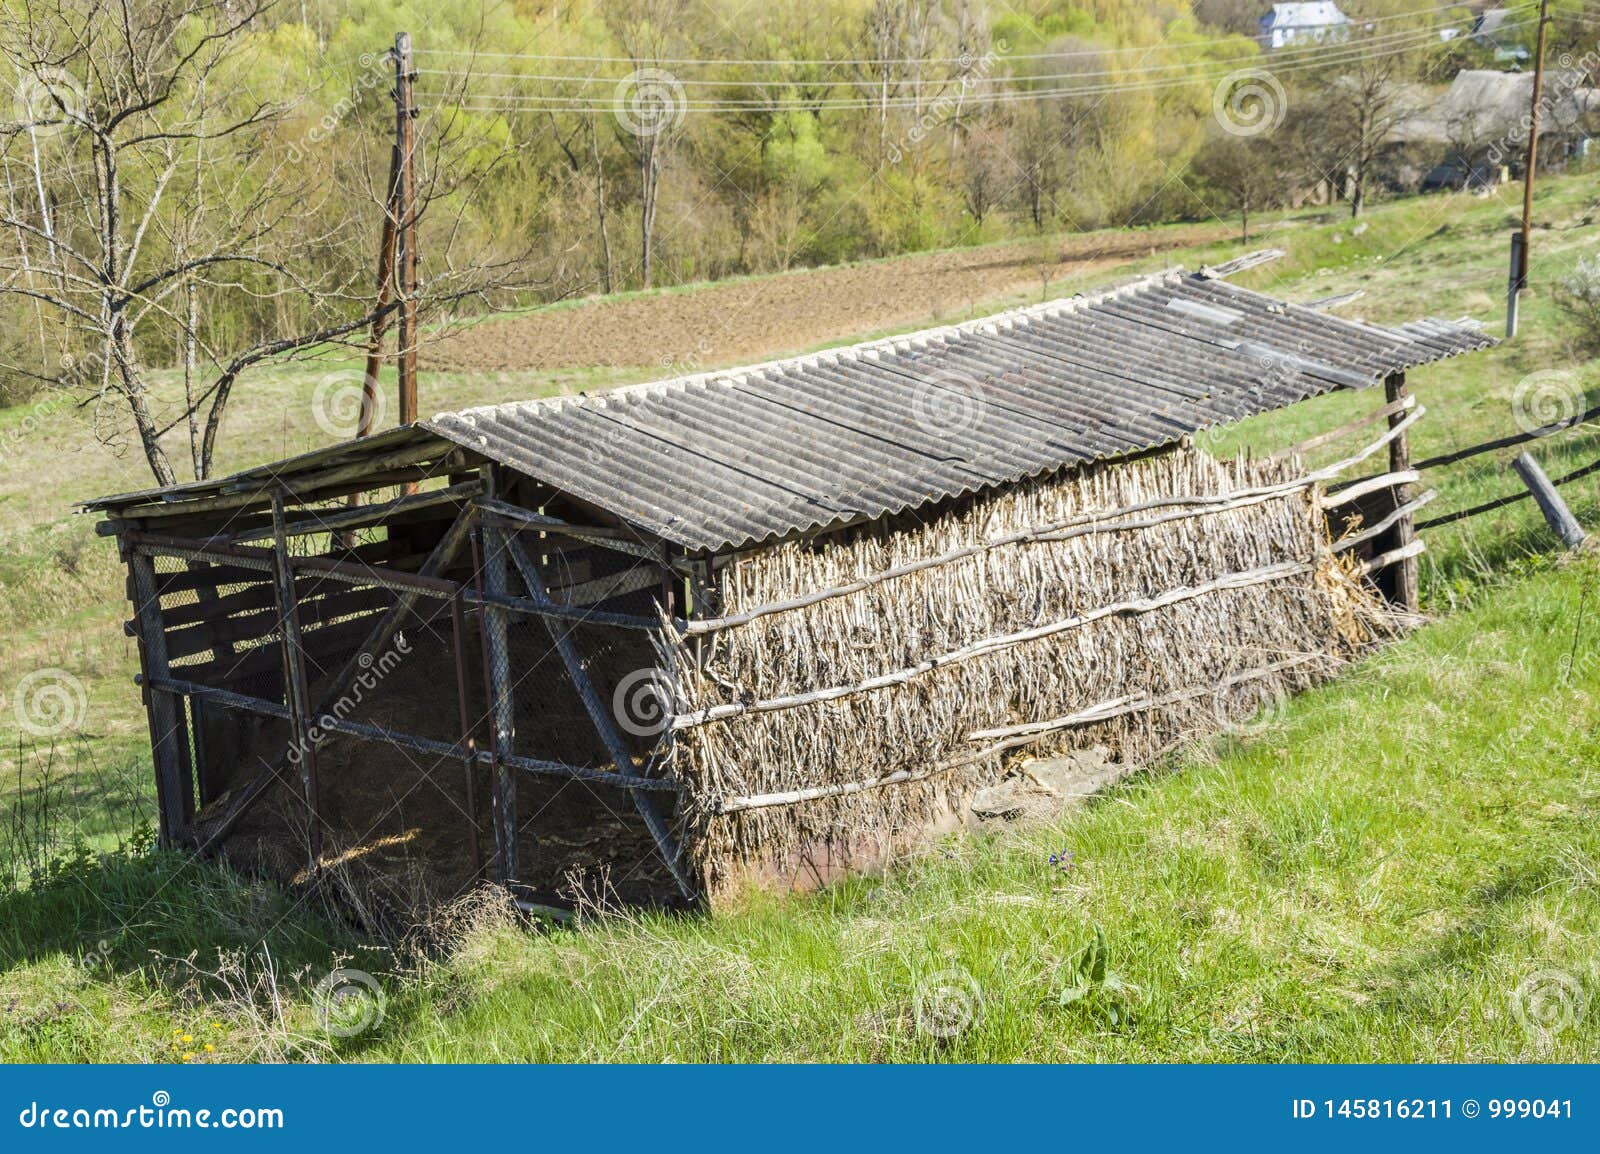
top-left (496, 532), bottom-right (688, 907)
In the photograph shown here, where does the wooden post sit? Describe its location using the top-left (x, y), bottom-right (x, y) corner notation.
top-left (477, 519), bottom-right (518, 883)
top-left (126, 548), bottom-right (190, 848)
top-left (1513, 452), bottom-right (1589, 549)
top-left (1384, 372), bottom-right (1419, 612)
top-left (1518, 0), bottom-right (1551, 289)
top-left (270, 494), bottom-right (321, 866)
top-left (394, 31), bottom-right (418, 429)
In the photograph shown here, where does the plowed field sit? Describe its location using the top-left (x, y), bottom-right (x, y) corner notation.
top-left (421, 224), bottom-right (1231, 375)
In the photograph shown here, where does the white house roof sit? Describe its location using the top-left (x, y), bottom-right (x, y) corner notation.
top-left (1261, 2), bottom-right (1350, 28)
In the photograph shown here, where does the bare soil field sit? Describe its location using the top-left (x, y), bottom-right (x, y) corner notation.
top-left (421, 225), bottom-right (1232, 374)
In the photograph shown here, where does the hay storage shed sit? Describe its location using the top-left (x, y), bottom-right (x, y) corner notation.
top-left (83, 265), bottom-right (1492, 908)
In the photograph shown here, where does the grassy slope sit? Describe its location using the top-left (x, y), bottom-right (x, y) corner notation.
top-left (1, 174), bottom-right (1597, 1061)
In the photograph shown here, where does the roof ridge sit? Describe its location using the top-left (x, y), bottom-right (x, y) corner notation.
top-left (432, 266), bottom-right (1188, 425)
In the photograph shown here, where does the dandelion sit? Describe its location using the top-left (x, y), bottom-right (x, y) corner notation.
top-left (180, 1034), bottom-right (193, 1043)
top-left (182, 1052), bottom-right (195, 1062)
top-left (204, 1043), bottom-right (215, 1053)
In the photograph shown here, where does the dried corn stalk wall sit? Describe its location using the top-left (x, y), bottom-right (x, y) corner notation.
top-left (668, 445), bottom-right (1396, 888)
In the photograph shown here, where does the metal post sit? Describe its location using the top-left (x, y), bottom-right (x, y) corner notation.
top-left (1384, 372), bottom-right (1419, 612)
top-left (1507, 232), bottom-right (1524, 340)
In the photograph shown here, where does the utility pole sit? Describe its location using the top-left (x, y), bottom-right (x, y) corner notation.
top-left (394, 31), bottom-right (419, 429)
top-left (345, 33), bottom-right (418, 540)
top-left (1515, 0), bottom-right (1551, 300)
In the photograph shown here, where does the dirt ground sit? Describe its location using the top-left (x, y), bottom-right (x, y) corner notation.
top-left (421, 225), bottom-right (1230, 375)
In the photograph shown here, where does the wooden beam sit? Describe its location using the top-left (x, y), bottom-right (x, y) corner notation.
top-left (147, 676), bottom-right (682, 792)
top-left (126, 550), bottom-right (192, 848)
top-left (1383, 372), bottom-right (1419, 612)
top-left (1513, 451), bottom-right (1589, 549)
top-left (229, 480), bottom-right (481, 545)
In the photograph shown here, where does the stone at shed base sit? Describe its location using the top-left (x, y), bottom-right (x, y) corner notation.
top-left (969, 746), bottom-right (1132, 824)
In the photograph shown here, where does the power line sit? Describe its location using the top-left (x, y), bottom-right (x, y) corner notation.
top-left (414, 21), bottom-right (1480, 89)
top-left (418, 25), bottom-right (1532, 114)
top-left (410, 0), bottom-right (1510, 68)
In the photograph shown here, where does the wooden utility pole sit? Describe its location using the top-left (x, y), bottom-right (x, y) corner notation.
top-left (394, 31), bottom-right (419, 428)
top-left (1516, 0), bottom-right (1552, 291)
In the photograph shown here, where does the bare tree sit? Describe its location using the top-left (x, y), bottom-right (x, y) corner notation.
top-left (0, 0), bottom-right (540, 486)
top-left (608, 0), bottom-right (690, 291)
top-left (1310, 51), bottom-right (1421, 218)
top-left (1190, 132), bottom-right (1285, 242)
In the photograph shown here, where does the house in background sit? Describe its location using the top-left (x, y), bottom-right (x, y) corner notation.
top-left (1258, 2), bottom-right (1352, 50)
top-left (1389, 69), bottom-right (1600, 192)
top-left (1472, 8), bottom-right (1530, 63)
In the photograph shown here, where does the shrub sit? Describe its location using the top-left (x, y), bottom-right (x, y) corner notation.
top-left (1556, 252), bottom-right (1600, 352)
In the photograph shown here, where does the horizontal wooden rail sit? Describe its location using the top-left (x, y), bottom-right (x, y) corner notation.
top-left (1414, 402), bottom-right (1600, 472)
top-left (1332, 490), bottom-right (1438, 553)
top-left (675, 560), bottom-right (1312, 730)
top-left (1269, 394), bottom-right (1415, 463)
top-left (1416, 454), bottom-right (1600, 531)
top-left (1357, 538), bottom-right (1427, 577)
top-left (123, 529), bottom-right (678, 632)
top-left (714, 656), bottom-right (1325, 814)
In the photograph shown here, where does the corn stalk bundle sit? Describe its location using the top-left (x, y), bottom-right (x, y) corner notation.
top-left (663, 445), bottom-right (1396, 888)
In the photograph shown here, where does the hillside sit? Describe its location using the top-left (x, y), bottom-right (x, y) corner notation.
top-left (1, 173), bottom-right (1597, 1062)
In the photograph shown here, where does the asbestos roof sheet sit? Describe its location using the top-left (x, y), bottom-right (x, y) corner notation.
top-left (420, 269), bottom-right (1492, 553)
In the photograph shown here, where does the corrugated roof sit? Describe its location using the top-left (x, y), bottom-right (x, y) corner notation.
top-left (420, 269), bottom-right (1491, 553)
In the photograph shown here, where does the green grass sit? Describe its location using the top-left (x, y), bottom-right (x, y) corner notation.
top-left (3, 552), bottom-right (1597, 1061)
top-left (1, 173), bottom-right (1598, 1062)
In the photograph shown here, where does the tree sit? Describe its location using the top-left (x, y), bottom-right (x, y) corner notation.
top-left (608, 0), bottom-right (690, 291)
top-left (1190, 132), bottom-right (1284, 242)
top-left (0, 0), bottom-right (538, 485)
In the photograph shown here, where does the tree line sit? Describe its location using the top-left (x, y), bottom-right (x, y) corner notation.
top-left (0, 0), bottom-right (1590, 486)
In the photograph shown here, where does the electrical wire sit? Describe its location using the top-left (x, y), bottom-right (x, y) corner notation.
top-left (409, 0), bottom-right (1520, 68)
top-left (417, 22), bottom-right (1538, 114)
top-left (412, 21), bottom-right (1482, 88)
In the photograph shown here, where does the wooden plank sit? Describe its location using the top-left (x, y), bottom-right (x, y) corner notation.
top-left (127, 551), bottom-right (192, 848)
top-left (163, 586), bottom-right (393, 660)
